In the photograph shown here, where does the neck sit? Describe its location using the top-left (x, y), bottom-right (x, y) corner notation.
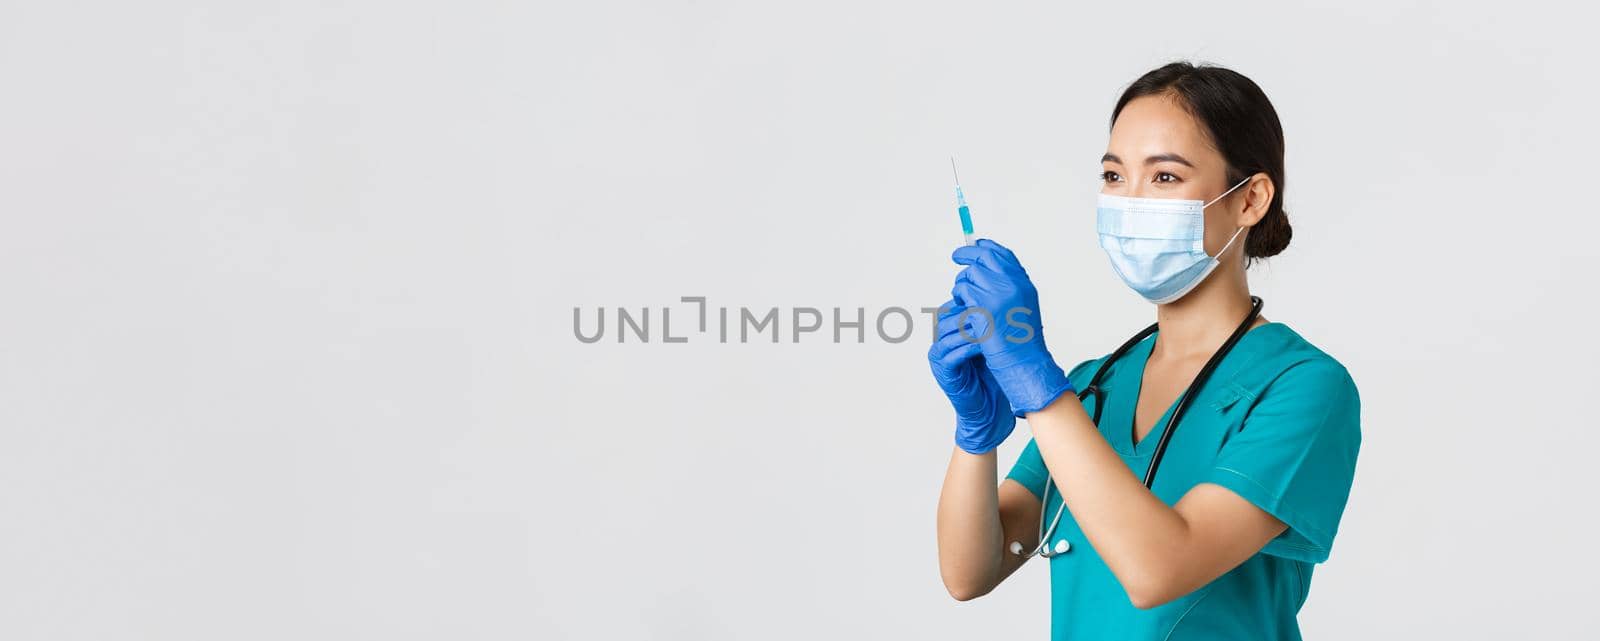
top-left (1152, 262), bottom-right (1255, 361)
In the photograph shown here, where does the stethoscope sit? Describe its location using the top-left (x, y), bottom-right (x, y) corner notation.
top-left (1009, 296), bottom-right (1264, 559)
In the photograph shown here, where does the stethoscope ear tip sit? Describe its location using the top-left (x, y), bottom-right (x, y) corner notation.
top-left (1010, 539), bottom-right (1071, 558)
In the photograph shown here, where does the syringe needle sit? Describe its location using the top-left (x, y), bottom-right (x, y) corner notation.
top-left (950, 157), bottom-right (975, 246)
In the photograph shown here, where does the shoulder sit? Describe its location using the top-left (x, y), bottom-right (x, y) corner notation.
top-left (1063, 350), bottom-right (1124, 391)
top-left (1232, 324), bottom-right (1361, 436)
top-left (1063, 332), bottom-right (1157, 391)
top-left (1236, 323), bottom-right (1358, 397)
top-left (1065, 355), bottom-right (1107, 389)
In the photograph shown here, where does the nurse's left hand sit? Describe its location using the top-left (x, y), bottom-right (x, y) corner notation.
top-left (928, 300), bottom-right (1017, 454)
top-left (950, 239), bottom-right (1075, 416)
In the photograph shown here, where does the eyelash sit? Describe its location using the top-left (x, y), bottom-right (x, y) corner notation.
top-left (1099, 171), bottom-right (1181, 184)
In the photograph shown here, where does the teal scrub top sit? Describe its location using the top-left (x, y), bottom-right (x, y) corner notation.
top-left (1005, 322), bottom-right (1360, 641)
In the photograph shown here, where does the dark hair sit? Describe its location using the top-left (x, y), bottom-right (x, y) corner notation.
top-left (1111, 62), bottom-right (1291, 263)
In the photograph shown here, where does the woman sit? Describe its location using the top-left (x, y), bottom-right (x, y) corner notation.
top-left (931, 62), bottom-right (1360, 640)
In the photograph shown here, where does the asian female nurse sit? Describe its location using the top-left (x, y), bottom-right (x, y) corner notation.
top-left (930, 62), bottom-right (1361, 641)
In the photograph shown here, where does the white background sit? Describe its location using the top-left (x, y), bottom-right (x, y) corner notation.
top-left (2, 1), bottom-right (1596, 639)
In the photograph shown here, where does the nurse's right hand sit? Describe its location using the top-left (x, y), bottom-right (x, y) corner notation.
top-left (951, 239), bottom-right (1074, 416)
top-left (928, 300), bottom-right (1017, 455)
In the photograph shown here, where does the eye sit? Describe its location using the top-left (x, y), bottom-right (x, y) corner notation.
top-left (1154, 172), bottom-right (1181, 183)
top-left (1100, 170), bottom-right (1123, 183)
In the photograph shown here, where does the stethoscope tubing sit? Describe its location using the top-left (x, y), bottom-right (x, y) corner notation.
top-left (1019, 297), bottom-right (1264, 559)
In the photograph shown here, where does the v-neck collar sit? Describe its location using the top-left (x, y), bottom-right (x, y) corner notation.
top-left (1107, 337), bottom-right (1171, 457)
top-left (1100, 321), bottom-right (1286, 457)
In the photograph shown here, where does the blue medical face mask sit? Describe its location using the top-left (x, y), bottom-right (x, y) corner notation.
top-left (1096, 177), bottom-right (1251, 304)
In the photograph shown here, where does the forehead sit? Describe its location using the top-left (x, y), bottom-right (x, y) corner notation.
top-left (1107, 94), bottom-right (1217, 160)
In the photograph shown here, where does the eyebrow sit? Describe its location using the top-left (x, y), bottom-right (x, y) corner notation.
top-left (1100, 152), bottom-right (1196, 168)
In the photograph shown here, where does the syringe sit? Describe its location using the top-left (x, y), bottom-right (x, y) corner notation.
top-left (950, 157), bottom-right (975, 246)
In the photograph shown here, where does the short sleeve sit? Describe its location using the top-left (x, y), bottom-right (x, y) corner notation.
top-left (1204, 360), bottom-right (1361, 564)
top-left (1004, 438), bottom-right (1049, 500)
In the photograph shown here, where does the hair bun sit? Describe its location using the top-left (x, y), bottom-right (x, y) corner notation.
top-left (1245, 207), bottom-right (1292, 260)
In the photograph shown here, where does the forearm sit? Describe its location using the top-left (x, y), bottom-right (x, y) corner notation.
top-left (1024, 394), bottom-right (1192, 603)
top-left (935, 446), bottom-right (1004, 600)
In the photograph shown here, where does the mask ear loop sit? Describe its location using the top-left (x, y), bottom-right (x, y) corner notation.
top-left (1204, 176), bottom-right (1254, 259)
top-left (1203, 175), bottom-right (1254, 208)
top-left (1213, 225), bottom-right (1246, 259)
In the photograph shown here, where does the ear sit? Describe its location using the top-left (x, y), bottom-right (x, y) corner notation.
top-left (1235, 173), bottom-right (1275, 228)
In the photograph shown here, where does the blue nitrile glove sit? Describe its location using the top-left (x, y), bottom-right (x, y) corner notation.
top-left (950, 239), bottom-right (1075, 416)
top-left (927, 299), bottom-right (1017, 454)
